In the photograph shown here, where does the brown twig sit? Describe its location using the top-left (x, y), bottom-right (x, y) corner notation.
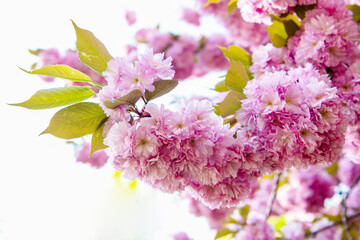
top-left (305, 213), bottom-right (360, 238)
top-left (341, 190), bottom-right (352, 240)
top-left (341, 174), bottom-right (360, 240)
top-left (265, 172), bottom-right (282, 220)
top-left (351, 175), bottom-right (360, 189)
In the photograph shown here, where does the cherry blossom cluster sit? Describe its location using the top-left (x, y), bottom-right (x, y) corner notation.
top-left (135, 28), bottom-right (230, 80)
top-left (104, 99), bottom-right (257, 208)
top-left (185, 193), bottom-right (234, 229)
top-left (238, 0), bottom-right (316, 25)
top-left (195, 0), bottom-right (270, 49)
top-left (97, 48), bottom-right (174, 122)
top-left (277, 167), bottom-right (336, 213)
top-left (237, 64), bottom-right (347, 170)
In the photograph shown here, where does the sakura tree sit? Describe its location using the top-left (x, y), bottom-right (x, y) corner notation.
top-left (10, 0), bottom-right (360, 239)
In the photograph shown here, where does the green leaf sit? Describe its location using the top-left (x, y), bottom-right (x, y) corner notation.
top-left (103, 89), bottom-right (143, 109)
top-left (214, 105), bottom-right (221, 116)
top-left (28, 48), bottom-right (42, 56)
top-left (223, 116), bottom-right (237, 127)
top-left (326, 162), bottom-right (338, 176)
top-left (225, 60), bottom-right (249, 93)
top-left (72, 20), bottom-right (113, 75)
top-left (219, 45), bottom-right (252, 67)
top-left (239, 205), bottom-right (250, 224)
top-left (267, 14), bottom-right (301, 48)
top-left (226, 216), bottom-right (239, 224)
top-left (283, 19), bottom-right (301, 38)
top-left (204, 0), bottom-right (221, 7)
top-left (278, 175), bottom-right (289, 188)
top-left (268, 215), bottom-right (286, 231)
top-left (349, 222), bottom-right (360, 240)
top-left (90, 119), bottom-right (108, 156)
top-left (9, 86), bottom-right (95, 109)
top-left (144, 80), bottom-right (178, 102)
top-left (270, 12), bottom-right (301, 27)
top-left (215, 228), bottom-right (235, 240)
top-left (347, 5), bottom-right (360, 22)
top-left (323, 214), bottom-right (342, 222)
top-left (341, 224), bottom-right (359, 240)
top-left (267, 20), bottom-right (289, 48)
top-left (41, 102), bottom-right (106, 139)
top-left (228, 0), bottom-right (238, 14)
top-left (294, 4), bottom-right (317, 20)
top-left (213, 80), bottom-right (230, 92)
top-left (216, 90), bottom-right (245, 118)
top-left (20, 64), bottom-right (93, 83)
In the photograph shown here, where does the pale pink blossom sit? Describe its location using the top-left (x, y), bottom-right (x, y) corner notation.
top-left (75, 142), bottom-right (108, 168)
top-left (182, 8), bottom-right (201, 26)
top-left (125, 10), bottom-right (136, 26)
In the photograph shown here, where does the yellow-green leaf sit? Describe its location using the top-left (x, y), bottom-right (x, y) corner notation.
top-left (204, 0), bottom-right (222, 7)
top-left (21, 64), bottom-right (93, 83)
top-left (268, 215), bottom-right (286, 231)
top-left (267, 20), bottom-right (288, 48)
top-left (213, 80), bottom-right (230, 92)
top-left (294, 4), bottom-right (317, 20)
top-left (144, 80), bottom-right (178, 102)
top-left (223, 116), bottom-right (237, 127)
top-left (326, 162), bottom-right (338, 176)
top-left (278, 175), bottom-right (289, 188)
top-left (239, 205), bottom-right (250, 224)
top-left (225, 60), bottom-right (249, 93)
top-left (9, 86), bottom-right (95, 109)
top-left (219, 45), bottom-right (252, 67)
top-left (228, 0), bottom-right (238, 14)
top-left (270, 13), bottom-right (301, 28)
top-left (267, 14), bottom-right (301, 48)
top-left (215, 228), bottom-right (235, 240)
top-left (41, 102), bottom-right (106, 139)
top-left (28, 48), bottom-right (42, 56)
top-left (347, 4), bottom-right (360, 22)
top-left (90, 120), bottom-right (108, 156)
top-left (72, 20), bottom-right (113, 75)
top-left (103, 89), bottom-right (143, 109)
top-left (323, 214), bottom-right (342, 222)
top-left (216, 90), bottom-right (245, 118)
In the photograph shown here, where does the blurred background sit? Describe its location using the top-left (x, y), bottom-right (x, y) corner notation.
top-left (0, 0), bottom-right (227, 239)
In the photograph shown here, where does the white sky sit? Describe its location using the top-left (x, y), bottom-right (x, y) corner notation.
top-left (0, 0), bottom-right (227, 239)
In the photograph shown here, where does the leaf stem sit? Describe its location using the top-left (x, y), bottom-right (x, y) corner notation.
top-left (142, 96), bottom-right (148, 105)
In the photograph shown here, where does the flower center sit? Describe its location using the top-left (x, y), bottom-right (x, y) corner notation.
top-left (300, 129), bottom-right (308, 137)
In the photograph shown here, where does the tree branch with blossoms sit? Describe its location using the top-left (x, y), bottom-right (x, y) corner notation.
top-left (9, 0), bottom-right (360, 239)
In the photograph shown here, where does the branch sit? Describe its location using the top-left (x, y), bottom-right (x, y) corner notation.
top-left (351, 175), bottom-right (360, 189)
top-left (265, 172), bottom-right (282, 220)
top-left (305, 213), bottom-right (360, 238)
top-left (341, 190), bottom-right (352, 240)
top-left (341, 174), bottom-right (360, 240)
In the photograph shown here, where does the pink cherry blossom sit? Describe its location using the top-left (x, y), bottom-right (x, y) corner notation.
top-left (125, 10), bottom-right (136, 26)
top-left (75, 142), bottom-right (108, 168)
top-left (182, 8), bottom-right (201, 26)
